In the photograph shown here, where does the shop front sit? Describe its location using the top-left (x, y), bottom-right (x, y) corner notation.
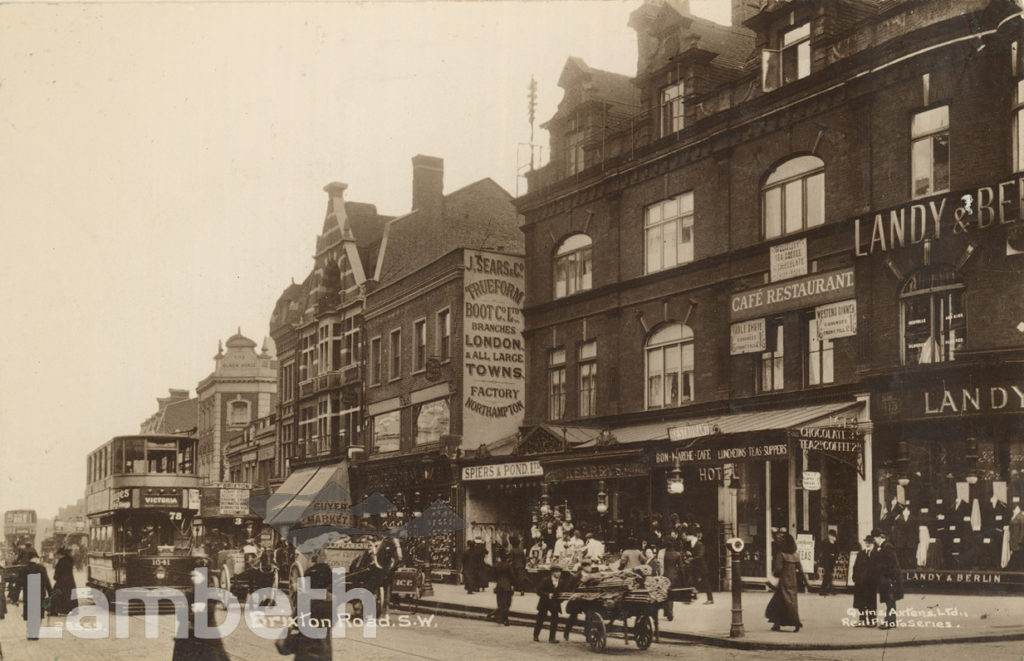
top-left (460, 458), bottom-right (544, 557)
top-left (350, 451), bottom-right (459, 579)
top-left (871, 368), bottom-right (1024, 592)
top-left (636, 400), bottom-right (870, 588)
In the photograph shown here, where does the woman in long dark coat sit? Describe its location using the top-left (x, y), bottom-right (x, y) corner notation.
top-left (661, 540), bottom-right (685, 620)
top-left (50, 547), bottom-right (78, 615)
top-left (851, 535), bottom-right (877, 626)
top-left (765, 533), bottom-right (807, 632)
top-left (22, 554), bottom-right (52, 640)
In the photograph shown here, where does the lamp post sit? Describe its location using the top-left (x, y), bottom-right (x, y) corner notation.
top-left (667, 458), bottom-right (685, 495)
top-left (596, 481), bottom-right (608, 514)
top-left (965, 437), bottom-right (979, 485)
top-left (728, 538), bottom-right (745, 637)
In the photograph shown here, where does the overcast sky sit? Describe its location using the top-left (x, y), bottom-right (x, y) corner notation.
top-left (0, 0), bottom-right (730, 521)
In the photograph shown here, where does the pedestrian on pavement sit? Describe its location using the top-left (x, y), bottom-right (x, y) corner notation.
top-left (852, 534), bottom-right (877, 627)
top-left (818, 530), bottom-right (839, 596)
top-left (765, 532), bottom-right (807, 632)
top-left (172, 555), bottom-right (231, 661)
top-left (21, 552), bottom-right (52, 640)
top-left (1008, 505), bottom-right (1024, 570)
top-left (661, 539), bottom-right (686, 620)
top-left (49, 547), bottom-right (78, 616)
top-left (870, 528), bottom-right (903, 629)
top-left (561, 561), bottom-right (588, 640)
top-left (533, 566), bottom-right (565, 643)
top-left (487, 546), bottom-right (514, 626)
top-left (619, 537), bottom-right (645, 570)
top-left (509, 536), bottom-right (530, 595)
top-left (472, 537), bottom-right (490, 592)
top-left (684, 529), bottom-right (714, 604)
top-left (462, 541), bottom-right (480, 593)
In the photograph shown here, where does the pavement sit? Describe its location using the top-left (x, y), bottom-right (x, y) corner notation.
top-left (406, 583), bottom-right (1024, 650)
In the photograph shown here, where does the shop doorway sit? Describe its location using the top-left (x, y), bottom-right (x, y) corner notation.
top-left (734, 460), bottom-right (791, 580)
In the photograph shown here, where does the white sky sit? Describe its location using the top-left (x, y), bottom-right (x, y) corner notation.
top-left (0, 0), bottom-right (730, 520)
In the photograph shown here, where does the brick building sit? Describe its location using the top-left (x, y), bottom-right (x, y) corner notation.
top-left (357, 156), bottom-right (523, 577)
top-left (514, 0), bottom-right (1024, 591)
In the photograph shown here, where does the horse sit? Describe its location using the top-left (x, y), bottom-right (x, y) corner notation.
top-left (348, 536), bottom-right (403, 617)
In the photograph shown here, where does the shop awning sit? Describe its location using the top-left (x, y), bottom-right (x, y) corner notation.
top-left (264, 462), bottom-right (349, 528)
top-left (607, 401), bottom-right (863, 446)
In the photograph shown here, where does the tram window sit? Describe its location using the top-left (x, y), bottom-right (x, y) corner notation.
top-left (124, 438), bottom-right (145, 473)
top-left (148, 439), bottom-right (178, 473)
top-left (112, 439), bottom-right (124, 474)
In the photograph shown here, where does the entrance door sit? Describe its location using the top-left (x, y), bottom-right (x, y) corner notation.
top-left (735, 460), bottom-right (791, 580)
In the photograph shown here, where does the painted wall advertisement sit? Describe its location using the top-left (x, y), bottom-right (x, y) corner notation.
top-left (462, 250), bottom-right (526, 451)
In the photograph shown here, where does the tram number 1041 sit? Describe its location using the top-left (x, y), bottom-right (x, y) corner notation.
top-left (151, 558), bottom-right (171, 566)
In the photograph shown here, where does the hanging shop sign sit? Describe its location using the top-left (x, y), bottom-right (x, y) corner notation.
top-left (802, 471), bottom-right (821, 491)
top-left (874, 376), bottom-right (1024, 421)
top-left (668, 422), bottom-right (719, 442)
top-left (462, 250), bottom-right (526, 452)
top-left (730, 318), bottom-right (766, 355)
top-left (792, 426), bottom-right (865, 477)
top-left (730, 268), bottom-right (855, 322)
top-left (655, 436), bottom-right (789, 466)
top-left (543, 461), bottom-right (648, 484)
top-left (770, 238), bottom-right (808, 282)
top-left (462, 460), bottom-right (543, 481)
top-left (815, 299), bottom-right (857, 340)
top-left (853, 173), bottom-right (1024, 257)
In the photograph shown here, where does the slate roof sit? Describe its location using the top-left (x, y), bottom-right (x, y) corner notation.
top-left (148, 396), bottom-right (198, 435)
top-left (374, 178), bottom-right (522, 286)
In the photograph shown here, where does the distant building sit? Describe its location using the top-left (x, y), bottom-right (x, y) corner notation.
top-left (224, 412), bottom-right (278, 492)
top-left (196, 331), bottom-right (278, 483)
top-left (139, 388), bottom-right (197, 435)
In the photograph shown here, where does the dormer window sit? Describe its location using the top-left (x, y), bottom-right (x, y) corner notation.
top-left (566, 117), bottom-right (585, 175)
top-left (661, 81), bottom-right (685, 137)
top-left (762, 22), bottom-right (811, 91)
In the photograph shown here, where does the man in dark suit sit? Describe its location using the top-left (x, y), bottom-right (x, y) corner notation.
top-left (684, 529), bottom-right (713, 605)
top-left (870, 528), bottom-right (903, 629)
top-left (533, 567), bottom-right (565, 643)
top-left (818, 530), bottom-right (839, 596)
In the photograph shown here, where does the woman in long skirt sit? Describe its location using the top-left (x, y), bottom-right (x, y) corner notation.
top-left (50, 548), bottom-right (78, 615)
top-left (765, 533), bottom-right (807, 632)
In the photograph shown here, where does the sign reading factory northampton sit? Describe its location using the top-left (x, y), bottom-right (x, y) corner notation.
top-left (463, 250), bottom-right (526, 451)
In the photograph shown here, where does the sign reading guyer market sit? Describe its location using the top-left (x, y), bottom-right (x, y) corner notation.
top-left (462, 250), bottom-right (526, 451)
top-left (853, 174), bottom-right (1024, 256)
top-left (730, 268), bottom-right (855, 322)
top-left (462, 460), bottom-right (543, 481)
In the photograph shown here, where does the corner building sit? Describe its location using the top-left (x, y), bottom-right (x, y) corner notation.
top-left (516, 0), bottom-right (1024, 592)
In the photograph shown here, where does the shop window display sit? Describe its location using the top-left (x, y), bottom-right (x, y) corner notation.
top-left (877, 435), bottom-right (1024, 572)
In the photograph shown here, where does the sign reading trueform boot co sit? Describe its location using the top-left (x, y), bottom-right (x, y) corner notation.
top-left (462, 250), bottom-right (526, 451)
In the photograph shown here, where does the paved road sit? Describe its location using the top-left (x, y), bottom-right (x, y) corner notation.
top-left (3, 605), bottom-right (1024, 661)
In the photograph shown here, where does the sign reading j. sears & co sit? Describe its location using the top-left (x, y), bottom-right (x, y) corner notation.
top-left (462, 250), bottom-right (526, 452)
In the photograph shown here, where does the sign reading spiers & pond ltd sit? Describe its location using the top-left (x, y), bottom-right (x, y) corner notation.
top-left (462, 250), bottom-right (526, 451)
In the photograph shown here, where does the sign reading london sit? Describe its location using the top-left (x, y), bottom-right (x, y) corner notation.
top-left (462, 250), bottom-right (526, 451)
top-left (730, 268), bottom-right (855, 322)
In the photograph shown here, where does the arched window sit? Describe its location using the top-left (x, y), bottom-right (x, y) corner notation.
top-left (554, 234), bottom-right (592, 298)
top-left (762, 155), bottom-right (824, 239)
top-left (645, 323), bottom-right (694, 409)
top-left (901, 265), bottom-right (965, 365)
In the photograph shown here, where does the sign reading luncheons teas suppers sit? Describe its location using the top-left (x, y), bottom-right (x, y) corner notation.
top-left (462, 250), bottom-right (526, 451)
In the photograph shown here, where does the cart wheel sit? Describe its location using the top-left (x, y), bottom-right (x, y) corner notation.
top-left (585, 611), bottom-right (607, 653)
top-left (634, 614), bottom-right (654, 650)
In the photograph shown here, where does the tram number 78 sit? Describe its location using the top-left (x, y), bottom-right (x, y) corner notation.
top-left (168, 511), bottom-right (182, 521)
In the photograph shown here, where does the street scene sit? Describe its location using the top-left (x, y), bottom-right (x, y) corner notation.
top-left (3, 0), bottom-right (1024, 659)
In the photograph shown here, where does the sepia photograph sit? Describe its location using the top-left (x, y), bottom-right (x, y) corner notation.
top-left (2, 0), bottom-right (1024, 659)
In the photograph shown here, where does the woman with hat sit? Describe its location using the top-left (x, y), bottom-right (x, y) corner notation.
top-left (21, 552), bottom-right (51, 640)
top-left (851, 534), bottom-right (877, 627)
top-left (764, 532), bottom-right (807, 632)
top-left (49, 547), bottom-right (78, 616)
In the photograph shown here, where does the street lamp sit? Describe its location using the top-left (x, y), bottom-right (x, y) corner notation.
top-left (540, 484), bottom-right (551, 515)
top-left (896, 440), bottom-right (910, 487)
top-left (596, 480), bottom-right (609, 514)
top-left (965, 437), bottom-right (979, 485)
top-left (667, 458), bottom-right (685, 495)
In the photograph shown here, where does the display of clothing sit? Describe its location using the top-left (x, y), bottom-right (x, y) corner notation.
top-left (915, 525), bottom-right (929, 569)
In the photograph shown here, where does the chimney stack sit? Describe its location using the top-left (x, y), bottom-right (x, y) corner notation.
top-left (411, 155), bottom-right (444, 215)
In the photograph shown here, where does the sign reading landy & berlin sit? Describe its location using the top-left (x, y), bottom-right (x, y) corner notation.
top-left (462, 250), bottom-right (526, 451)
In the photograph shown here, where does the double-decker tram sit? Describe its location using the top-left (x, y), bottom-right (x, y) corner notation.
top-left (3, 509), bottom-right (38, 554)
top-left (85, 435), bottom-right (201, 610)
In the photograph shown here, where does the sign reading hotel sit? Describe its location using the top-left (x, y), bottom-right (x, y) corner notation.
top-left (730, 267), bottom-right (855, 322)
top-left (462, 460), bottom-right (543, 481)
top-left (462, 250), bottom-right (526, 451)
top-left (815, 299), bottom-right (857, 340)
top-left (852, 173), bottom-right (1023, 256)
top-left (770, 239), bottom-right (807, 282)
